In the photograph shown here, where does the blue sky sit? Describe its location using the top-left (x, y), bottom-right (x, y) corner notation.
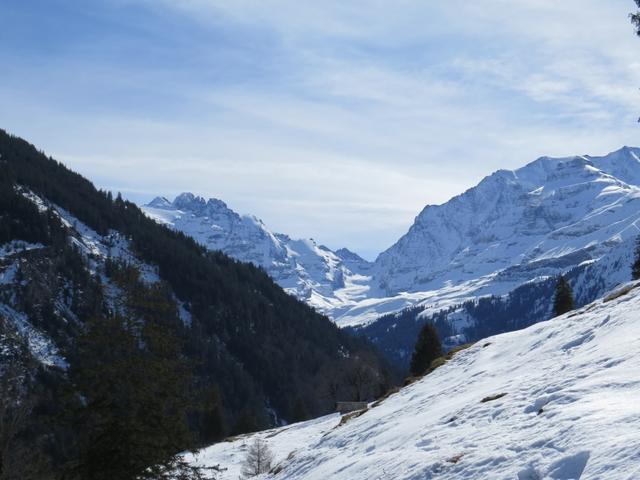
top-left (1, 0), bottom-right (639, 259)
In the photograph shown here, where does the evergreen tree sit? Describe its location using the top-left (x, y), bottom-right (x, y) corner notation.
top-left (199, 386), bottom-right (227, 444)
top-left (0, 329), bottom-right (53, 480)
top-left (632, 235), bottom-right (640, 281)
top-left (71, 311), bottom-right (198, 480)
top-left (409, 323), bottom-right (443, 377)
top-left (631, 0), bottom-right (640, 36)
top-left (553, 275), bottom-right (575, 317)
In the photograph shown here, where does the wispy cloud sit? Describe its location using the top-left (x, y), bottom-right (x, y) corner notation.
top-left (0, 0), bottom-right (638, 259)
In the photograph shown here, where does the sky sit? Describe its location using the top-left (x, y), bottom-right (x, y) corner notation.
top-left (1, 1), bottom-right (639, 260)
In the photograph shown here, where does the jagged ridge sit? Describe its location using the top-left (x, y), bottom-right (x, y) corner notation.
top-left (142, 193), bottom-right (373, 315)
top-left (143, 147), bottom-right (640, 334)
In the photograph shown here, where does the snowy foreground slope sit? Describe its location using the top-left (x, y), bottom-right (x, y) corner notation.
top-left (190, 283), bottom-right (640, 479)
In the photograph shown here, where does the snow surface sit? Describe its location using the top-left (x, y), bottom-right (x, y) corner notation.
top-left (143, 148), bottom-right (640, 330)
top-left (0, 302), bottom-right (68, 369)
top-left (0, 240), bottom-right (45, 258)
top-left (190, 282), bottom-right (640, 479)
top-left (184, 414), bottom-right (341, 479)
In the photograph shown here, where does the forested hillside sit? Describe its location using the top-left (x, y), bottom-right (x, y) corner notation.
top-left (0, 129), bottom-right (393, 478)
top-left (355, 235), bottom-right (634, 369)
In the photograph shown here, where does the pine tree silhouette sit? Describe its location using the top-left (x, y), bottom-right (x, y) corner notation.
top-left (553, 275), bottom-right (575, 317)
top-left (409, 323), bottom-right (443, 376)
top-left (632, 235), bottom-right (640, 280)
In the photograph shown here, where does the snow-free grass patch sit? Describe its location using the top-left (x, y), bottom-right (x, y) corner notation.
top-left (480, 392), bottom-right (508, 403)
top-left (603, 282), bottom-right (639, 303)
top-left (404, 342), bottom-right (475, 388)
top-left (337, 408), bottom-right (368, 428)
top-left (370, 386), bottom-right (401, 408)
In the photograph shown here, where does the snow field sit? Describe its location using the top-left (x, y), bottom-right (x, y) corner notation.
top-left (192, 282), bottom-right (640, 479)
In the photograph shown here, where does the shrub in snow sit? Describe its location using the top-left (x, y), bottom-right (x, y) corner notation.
top-left (241, 438), bottom-right (274, 478)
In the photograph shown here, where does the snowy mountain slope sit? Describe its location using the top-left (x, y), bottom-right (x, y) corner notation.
top-left (332, 147), bottom-right (640, 327)
top-left (373, 148), bottom-right (640, 296)
top-left (357, 233), bottom-right (638, 368)
top-left (0, 189), bottom-right (165, 369)
top-left (190, 282), bottom-right (640, 479)
top-left (142, 193), bottom-right (373, 315)
top-left (144, 147), bottom-right (640, 333)
top-left (184, 413), bottom-right (341, 479)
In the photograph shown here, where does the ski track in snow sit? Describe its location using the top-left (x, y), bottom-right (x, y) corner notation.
top-left (190, 282), bottom-right (640, 479)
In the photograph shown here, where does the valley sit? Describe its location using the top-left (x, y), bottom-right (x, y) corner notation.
top-left (143, 148), bottom-right (640, 365)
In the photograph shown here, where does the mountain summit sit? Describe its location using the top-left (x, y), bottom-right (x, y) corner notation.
top-left (144, 148), bottom-right (640, 337)
top-left (373, 147), bottom-right (640, 297)
top-left (142, 194), bottom-right (373, 314)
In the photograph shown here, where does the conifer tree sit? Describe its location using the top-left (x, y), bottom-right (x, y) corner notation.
top-left (71, 289), bottom-right (199, 479)
top-left (631, 0), bottom-right (640, 36)
top-left (632, 235), bottom-right (640, 281)
top-left (553, 275), bottom-right (575, 317)
top-left (200, 386), bottom-right (227, 444)
top-left (409, 323), bottom-right (443, 377)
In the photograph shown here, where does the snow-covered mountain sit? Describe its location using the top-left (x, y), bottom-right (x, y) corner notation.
top-left (349, 147), bottom-right (640, 327)
top-left (188, 281), bottom-right (640, 479)
top-left (143, 147), bottom-right (640, 333)
top-left (374, 147), bottom-right (640, 296)
top-left (142, 193), bottom-right (372, 315)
